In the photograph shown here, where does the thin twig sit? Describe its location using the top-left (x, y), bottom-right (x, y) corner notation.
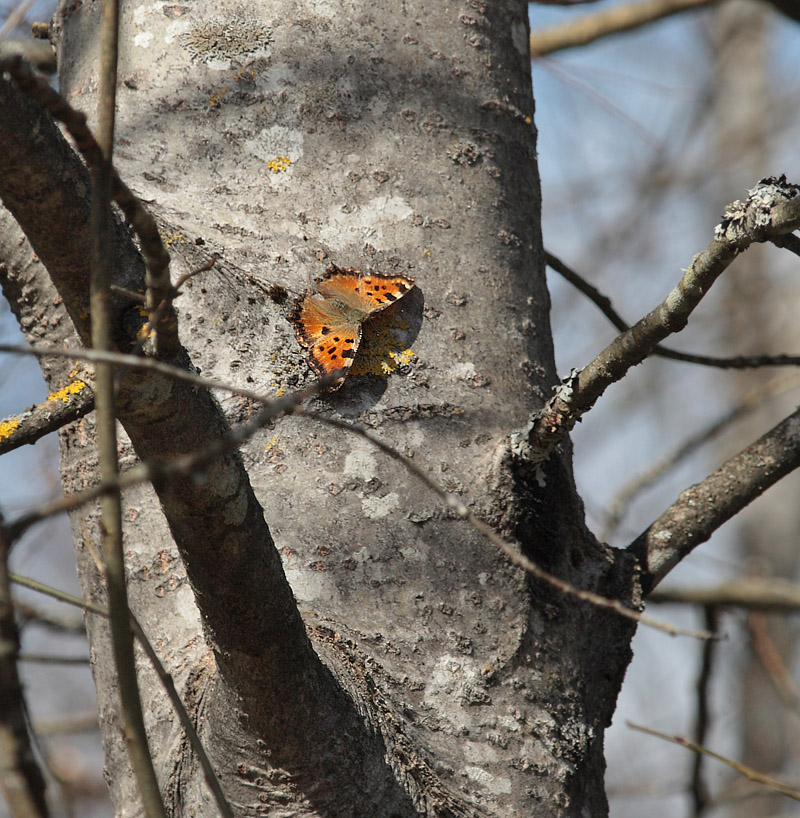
top-left (517, 178), bottom-right (800, 468)
top-left (14, 600), bottom-right (85, 635)
top-left (0, 0), bottom-right (34, 39)
top-left (628, 721), bottom-right (800, 802)
top-left (650, 578), bottom-right (800, 612)
top-left (90, 2), bottom-right (165, 814)
top-left (17, 653), bottom-right (90, 665)
top-left (546, 251), bottom-right (800, 370)
top-left (4, 378), bottom-right (328, 542)
top-left (602, 373), bottom-right (800, 539)
top-left (0, 338), bottom-right (705, 639)
top-left (0, 344), bottom-right (266, 404)
top-left (0, 523), bottom-right (49, 818)
top-left (530, 0), bottom-right (718, 57)
top-left (8, 572), bottom-right (235, 818)
top-left (125, 254), bottom-right (219, 368)
top-left (630, 405), bottom-right (800, 594)
top-left (748, 613), bottom-right (800, 712)
top-left (691, 606), bottom-right (717, 817)
top-left (0, 54), bottom-right (171, 316)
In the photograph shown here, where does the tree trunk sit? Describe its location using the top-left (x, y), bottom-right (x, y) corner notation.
top-left (0, 1), bottom-right (640, 815)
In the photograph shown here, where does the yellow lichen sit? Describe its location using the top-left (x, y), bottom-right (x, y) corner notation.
top-left (163, 232), bottom-right (186, 247)
top-left (136, 323), bottom-right (154, 342)
top-left (48, 379), bottom-right (87, 403)
top-left (0, 418), bottom-right (20, 440)
top-left (208, 88), bottom-right (227, 108)
top-left (266, 155), bottom-right (292, 173)
top-left (351, 318), bottom-right (414, 379)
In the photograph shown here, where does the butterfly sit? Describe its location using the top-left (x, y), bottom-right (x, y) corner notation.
top-left (289, 264), bottom-right (415, 390)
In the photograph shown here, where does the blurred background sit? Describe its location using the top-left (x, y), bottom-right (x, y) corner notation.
top-left (534, 0), bottom-right (800, 815)
top-left (2, 0), bottom-right (800, 815)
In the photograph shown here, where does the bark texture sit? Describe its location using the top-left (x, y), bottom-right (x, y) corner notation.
top-left (0, 1), bottom-right (641, 816)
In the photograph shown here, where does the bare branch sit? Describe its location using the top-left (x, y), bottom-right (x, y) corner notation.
top-left (691, 607), bottom-right (718, 815)
top-left (13, 600), bottom-right (85, 635)
top-left (515, 177), bottom-right (800, 469)
top-left (0, 54), bottom-right (172, 344)
top-left (89, 1), bottom-right (165, 813)
top-left (0, 372), bottom-right (95, 456)
top-left (603, 373), bottom-right (800, 538)
top-left (650, 578), bottom-right (800, 611)
top-left (630, 406), bottom-right (800, 594)
top-left (0, 524), bottom-right (49, 818)
top-left (547, 251), bottom-right (800, 370)
top-left (530, 0), bottom-right (718, 57)
top-left (771, 232), bottom-right (800, 257)
top-left (628, 721), bottom-right (800, 802)
top-left (8, 572), bottom-right (235, 818)
top-left (0, 340), bottom-right (707, 640)
top-left (748, 613), bottom-right (800, 712)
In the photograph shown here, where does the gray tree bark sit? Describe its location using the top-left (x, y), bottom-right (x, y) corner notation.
top-left (1, 1), bottom-right (640, 816)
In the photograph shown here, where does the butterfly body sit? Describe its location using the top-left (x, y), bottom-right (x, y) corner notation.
top-left (289, 265), bottom-right (415, 389)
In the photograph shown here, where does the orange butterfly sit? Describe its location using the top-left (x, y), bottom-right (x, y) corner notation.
top-left (289, 264), bottom-right (415, 390)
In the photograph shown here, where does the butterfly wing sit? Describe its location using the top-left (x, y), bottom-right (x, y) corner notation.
top-left (289, 292), bottom-right (362, 388)
top-left (317, 265), bottom-right (415, 315)
top-left (290, 265), bottom-right (415, 390)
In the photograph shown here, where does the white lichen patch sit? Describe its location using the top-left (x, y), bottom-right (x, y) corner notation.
top-left (133, 30), bottom-right (154, 48)
top-left (180, 18), bottom-right (273, 67)
top-left (132, 4), bottom-right (151, 25)
top-left (164, 18), bottom-right (192, 45)
top-left (362, 492), bottom-right (400, 519)
top-left (463, 740), bottom-right (499, 764)
top-left (464, 766), bottom-right (512, 795)
top-left (306, 0), bottom-right (337, 18)
top-left (244, 125), bottom-right (303, 176)
top-left (344, 449), bottom-right (376, 479)
top-left (319, 196), bottom-right (414, 251)
top-left (448, 361), bottom-right (476, 382)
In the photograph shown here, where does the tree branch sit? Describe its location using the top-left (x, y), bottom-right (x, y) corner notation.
top-left (89, 1), bottom-right (165, 812)
top-left (0, 55), bottom-right (174, 351)
top-left (514, 177), bottom-right (800, 468)
top-left (630, 405), bottom-right (800, 594)
top-left (602, 373), bottom-right (800, 538)
top-left (628, 721), bottom-right (800, 802)
top-left (690, 606), bottom-right (717, 816)
top-left (0, 341), bottom-right (710, 639)
top-left (547, 250), bottom-right (800, 370)
top-left (8, 571), bottom-right (234, 818)
top-left (530, 0), bottom-right (718, 57)
top-left (650, 578), bottom-right (800, 611)
top-left (0, 523), bottom-right (49, 818)
top-left (0, 373), bottom-right (95, 455)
